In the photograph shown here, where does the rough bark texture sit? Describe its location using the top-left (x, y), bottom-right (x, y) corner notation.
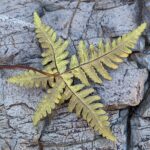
top-left (0, 0), bottom-right (150, 150)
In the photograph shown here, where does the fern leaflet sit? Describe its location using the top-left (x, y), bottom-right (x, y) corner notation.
top-left (34, 12), bottom-right (69, 74)
top-left (33, 77), bottom-right (66, 125)
top-left (62, 73), bottom-right (116, 141)
top-left (70, 23), bottom-right (147, 85)
top-left (8, 70), bottom-right (54, 88)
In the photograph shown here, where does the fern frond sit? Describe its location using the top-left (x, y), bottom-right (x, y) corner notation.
top-left (61, 73), bottom-right (116, 141)
top-left (70, 23), bottom-right (147, 85)
top-left (33, 78), bottom-right (65, 125)
top-left (8, 70), bottom-right (54, 88)
top-left (34, 12), bottom-right (69, 74)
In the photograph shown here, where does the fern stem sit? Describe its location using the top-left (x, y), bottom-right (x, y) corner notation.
top-left (0, 65), bottom-right (55, 77)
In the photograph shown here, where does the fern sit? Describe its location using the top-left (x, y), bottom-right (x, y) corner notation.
top-left (7, 11), bottom-right (147, 142)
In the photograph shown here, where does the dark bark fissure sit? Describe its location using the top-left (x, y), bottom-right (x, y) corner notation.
top-left (126, 107), bottom-right (133, 150)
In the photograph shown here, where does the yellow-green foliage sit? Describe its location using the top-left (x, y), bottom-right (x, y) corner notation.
top-left (8, 70), bottom-right (54, 88)
top-left (8, 11), bottom-right (147, 142)
top-left (70, 23), bottom-right (147, 85)
top-left (34, 12), bottom-right (69, 74)
top-left (33, 77), bottom-right (66, 125)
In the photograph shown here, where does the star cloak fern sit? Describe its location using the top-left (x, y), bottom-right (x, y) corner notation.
top-left (7, 12), bottom-right (147, 142)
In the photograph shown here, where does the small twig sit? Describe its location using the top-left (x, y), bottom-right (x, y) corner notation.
top-left (0, 65), bottom-right (56, 77)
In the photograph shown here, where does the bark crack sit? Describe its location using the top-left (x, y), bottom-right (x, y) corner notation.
top-left (67, 0), bottom-right (81, 38)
